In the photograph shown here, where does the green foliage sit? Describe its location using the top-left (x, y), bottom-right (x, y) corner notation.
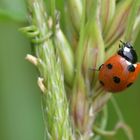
top-left (21, 0), bottom-right (140, 140)
top-left (1, 0), bottom-right (140, 140)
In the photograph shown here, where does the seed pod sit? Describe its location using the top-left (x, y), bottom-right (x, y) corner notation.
top-left (26, 54), bottom-right (38, 66)
top-left (83, 21), bottom-right (105, 86)
top-left (124, 0), bottom-right (140, 42)
top-left (55, 28), bottom-right (74, 85)
top-left (86, 0), bottom-right (98, 21)
top-left (132, 15), bottom-right (140, 42)
top-left (67, 0), bottom-right (82, 32)
top-left (71, 76), bottom-right (88, 133)
top-left (100, 0), bottom-right (116, 34)
top-left (104, 0), bottom-right (132, 47)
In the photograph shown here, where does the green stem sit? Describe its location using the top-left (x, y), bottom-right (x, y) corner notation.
top-left (93, 105), bottom-right (108, 140)
top-left (111, 96), bottom-right (124, 122)
top-left (93, 125), bottom-right (116, 137)
top-left (111, 97), bottom-right (134, 140)
top-left (27, 0), bottom-right (73, 139)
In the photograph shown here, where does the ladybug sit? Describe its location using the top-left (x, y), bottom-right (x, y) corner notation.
top-left (98, 41), bottom-right (140, 92)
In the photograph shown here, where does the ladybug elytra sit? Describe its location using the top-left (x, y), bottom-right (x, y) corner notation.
top-left (98, 41), bottom-right (140, 93)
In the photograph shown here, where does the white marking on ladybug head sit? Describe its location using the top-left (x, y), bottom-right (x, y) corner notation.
top-left (134, 64), bottom-right (137, 67)
top-left (124, 47), bottom-right (130, 52)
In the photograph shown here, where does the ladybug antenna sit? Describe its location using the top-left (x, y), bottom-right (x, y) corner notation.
top-left (89, 64), bottom-right (104, 71)
top-left (120, 40), bottom-right (126, 45)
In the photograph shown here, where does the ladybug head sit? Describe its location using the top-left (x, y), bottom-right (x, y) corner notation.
top-left (118, 41), bottom-right (138, 64)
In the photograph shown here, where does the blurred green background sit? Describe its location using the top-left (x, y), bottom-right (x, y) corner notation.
top-left (0, 0), bottom-right (140, 140)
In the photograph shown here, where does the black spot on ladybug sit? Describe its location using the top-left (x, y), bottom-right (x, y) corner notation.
top-left (127, 65), bottom-right (135, 72)
top-left (127, 83), bottom-right (133, 87)
top-left (106, 63), bottom-right (113, 69)
top-left (100, 80), bottom-right (104, 86)
top-left (113, 76), bottom-right (120, 84)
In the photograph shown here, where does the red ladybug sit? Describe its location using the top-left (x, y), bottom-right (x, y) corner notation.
top-left (99, 41), bottom-right (140, 92)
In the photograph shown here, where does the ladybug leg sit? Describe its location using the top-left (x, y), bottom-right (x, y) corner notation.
top-left (89, 64), bottom-right (104, 71)
top-left (120, 40), bottom-right (125, 45)
top-left (119, 40), bottom-right (126, 48)
top-left (98, 64), bottom-right (104, 70)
